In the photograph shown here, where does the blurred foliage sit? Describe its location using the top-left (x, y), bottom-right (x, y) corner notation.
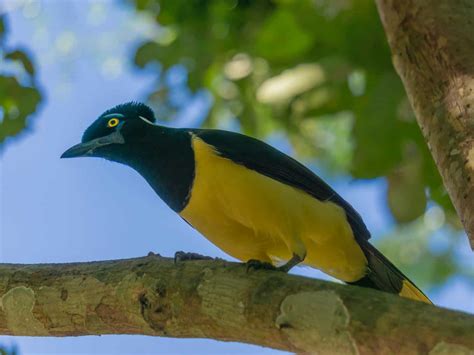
top-left (131, 0), bottom-right (457, 227)
top-left (0, 15), bottom-right (42, 147)
top-left (129, 0), bottom-right (469, 289)
top-left (378, 206), bottom-right (473, 288)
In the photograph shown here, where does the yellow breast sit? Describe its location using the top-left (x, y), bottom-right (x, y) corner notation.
top-left (180, 136), bottom-right (367, 282)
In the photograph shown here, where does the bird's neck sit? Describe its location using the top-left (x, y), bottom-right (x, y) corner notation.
top-left (116, 127), bottom-right (195, 212)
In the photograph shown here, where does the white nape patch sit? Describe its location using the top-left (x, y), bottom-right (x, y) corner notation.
top-left (139, 115), bottom-right (155, 125)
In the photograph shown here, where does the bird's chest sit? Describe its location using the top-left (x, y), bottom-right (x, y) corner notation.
top-left (178, 137), bottom-right (367, 281)
top-left (179, 137), bottom-right (296, 260)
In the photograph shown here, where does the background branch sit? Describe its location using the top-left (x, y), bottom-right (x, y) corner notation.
top-left (0, 255), bottom-right (472, 354)
top-left (376, 0), bottom-right (474, 249)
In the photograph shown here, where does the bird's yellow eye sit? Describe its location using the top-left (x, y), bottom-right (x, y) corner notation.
top-left (107, 118), bottom-right (119, 128)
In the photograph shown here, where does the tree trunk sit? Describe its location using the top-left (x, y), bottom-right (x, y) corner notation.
top-left (375, 0), bottom-right (474, 249)
top-left (0, 255), bottom-right (472, 354)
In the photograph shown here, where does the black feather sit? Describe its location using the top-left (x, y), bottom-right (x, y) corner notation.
top-left (102, 102), bottom-right (156, 122)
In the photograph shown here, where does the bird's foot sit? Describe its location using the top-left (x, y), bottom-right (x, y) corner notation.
top-left (277, 253), bottom-right (304, 273)
top-left (246, 259), bottom-right (277, 273)
top-left (174, 251), bottom-right (213, 264)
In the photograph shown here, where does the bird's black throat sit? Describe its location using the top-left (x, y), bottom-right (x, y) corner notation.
top-left (106, 126), bottom-right (195, 212)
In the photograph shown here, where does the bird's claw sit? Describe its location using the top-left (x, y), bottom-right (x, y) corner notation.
top-left (174, 251), bottom-right (213, 264)
top-left (246, 259), bottom-right (277, 273)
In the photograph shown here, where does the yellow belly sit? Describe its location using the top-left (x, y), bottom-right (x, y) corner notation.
top-left (180, 136), bottom-right (367, 282)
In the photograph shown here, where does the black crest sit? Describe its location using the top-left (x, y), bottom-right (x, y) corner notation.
top-left (101, 102), bottom-right (156, 122)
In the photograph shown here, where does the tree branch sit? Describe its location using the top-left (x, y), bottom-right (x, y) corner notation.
top-left (0, 255), bottom-right (472, 354)
top-left (375, 0), bottom-right (474, 249)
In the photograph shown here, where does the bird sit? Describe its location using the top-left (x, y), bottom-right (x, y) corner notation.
top-left (61, 102), bottom-right (431, 304)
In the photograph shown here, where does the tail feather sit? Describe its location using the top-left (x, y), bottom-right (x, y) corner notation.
top-left (350, 240), bottom-right (432, 304)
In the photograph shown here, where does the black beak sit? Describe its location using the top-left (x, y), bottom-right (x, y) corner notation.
top-left (61, 131), bottom-right (125, 159)
top-left (61, 141), bottom-right (96, 159)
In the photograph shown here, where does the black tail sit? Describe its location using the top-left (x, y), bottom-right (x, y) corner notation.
top-left (350, 240), bottom-right (432, 304)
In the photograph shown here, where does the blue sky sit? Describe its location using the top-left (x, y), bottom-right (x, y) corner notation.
top-left (0, 1), bottom-right (472, 354)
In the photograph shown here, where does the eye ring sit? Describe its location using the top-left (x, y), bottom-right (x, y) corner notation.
top-left (107, 118), bottom-right (120, 128)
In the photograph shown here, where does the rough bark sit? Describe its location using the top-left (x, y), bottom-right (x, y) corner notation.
top-left (0, 255), bottom-right (472, 354)
top-left (375, 0), bottom-right (474, 249)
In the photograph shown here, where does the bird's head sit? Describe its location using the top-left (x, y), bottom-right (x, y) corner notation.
top-left (61, 102), bottom-right (156, 160)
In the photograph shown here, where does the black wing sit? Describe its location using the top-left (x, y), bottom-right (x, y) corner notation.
top-left (194, 129), bottom-right (371, 242)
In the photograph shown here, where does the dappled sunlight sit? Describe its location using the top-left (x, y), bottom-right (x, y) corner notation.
top-left (257, 63), bottom-right (325, 104)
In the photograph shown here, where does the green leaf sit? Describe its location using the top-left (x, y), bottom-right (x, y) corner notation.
top-left (0, 76), bottom-right (42, 144)
top-left (351, 73), bottom-right (409, 178)
top-left (6, 49), bottom-right (35, 76)
top-left (134, 41), bottom-right (159, 68)
top-left (255, 9), bottom-right (313, 62)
